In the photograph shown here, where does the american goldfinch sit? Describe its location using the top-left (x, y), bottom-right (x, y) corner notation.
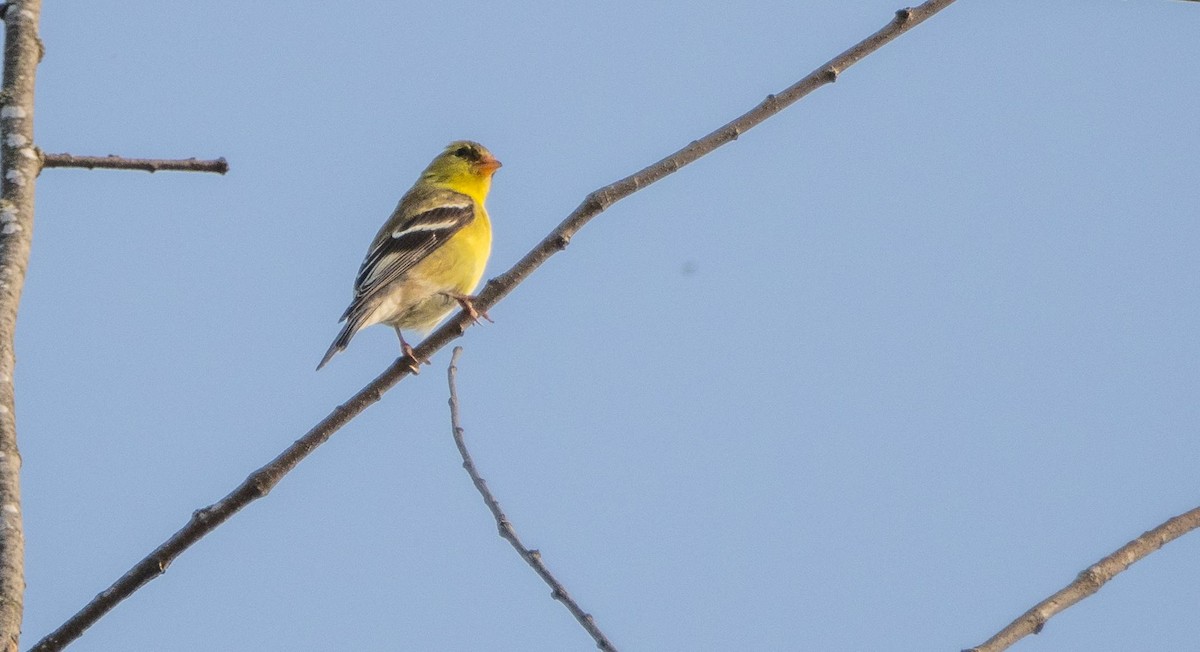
top-left (318, 140), bottom-right (500, 370)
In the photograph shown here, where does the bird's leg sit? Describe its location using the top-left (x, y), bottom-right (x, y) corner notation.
top-left (441, 292), bottom-right (493, 324)
top-left (393, 327), bottom-right (426, 374)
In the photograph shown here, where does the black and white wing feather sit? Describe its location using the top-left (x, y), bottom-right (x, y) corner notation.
top-left (317, 189), bottom-right (475, 369)
top-left (345, 199), bottom-right (475, 319)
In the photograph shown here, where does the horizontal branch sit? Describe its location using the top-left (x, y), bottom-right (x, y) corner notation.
top-left (964, 505), bottom-right (1200, 652)
top-left (28, 2), bottom-right (959, 650)
top-left (39, 152), bottom-right (228, 174)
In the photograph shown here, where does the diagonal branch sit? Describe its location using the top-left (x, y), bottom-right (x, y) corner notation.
top-left (447, 348), bottom-right (618, 651)
top-left (27, 2), bottom-right (960, 650)
top-left (39, 152), bottom-right (228, 175)
top-left (0, 1), bottom-right (42, 650)
top-left (964, 505), bottom-right (1200, 652)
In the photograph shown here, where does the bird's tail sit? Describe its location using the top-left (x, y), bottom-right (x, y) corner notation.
top-left (316, 316), bottom-right (362, 370)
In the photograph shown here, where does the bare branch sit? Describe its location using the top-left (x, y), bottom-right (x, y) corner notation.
top-left (27, 2), bottom-right (960, 649)
top-left (447, 348), bottom-right (618, 651)
top-left (39, 152), bottom-right (228, 175)
top-left (0, 1), bottom-right (41, 650)
top-left (964, 505), bottom-right (1200, 652)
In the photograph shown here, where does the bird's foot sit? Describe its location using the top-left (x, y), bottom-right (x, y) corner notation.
top-left (443, 292), bottom-right (492, 325)
top-left (400, 342), bottom-right (429, 374)
top-left (395, 331), bottom-right (429, 374)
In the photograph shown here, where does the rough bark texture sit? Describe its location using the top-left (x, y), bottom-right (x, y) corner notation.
top-left (0, 1), bottom-right (41, 650)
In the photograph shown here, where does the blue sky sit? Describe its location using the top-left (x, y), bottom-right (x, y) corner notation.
top-left (17, 2), bottom-right (1200, 650)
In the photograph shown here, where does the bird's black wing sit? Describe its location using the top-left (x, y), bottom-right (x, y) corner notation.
top-left (341, 194), bottom-right (475, 321)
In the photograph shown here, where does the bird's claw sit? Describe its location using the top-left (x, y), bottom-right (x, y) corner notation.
top-left (401, 342), bottom-right (428, 374)
top-left (444, 292), bottom-right (492, 325)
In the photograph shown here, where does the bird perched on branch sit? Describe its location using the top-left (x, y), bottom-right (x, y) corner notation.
top-left (318, 140), bottom-right (500, 370)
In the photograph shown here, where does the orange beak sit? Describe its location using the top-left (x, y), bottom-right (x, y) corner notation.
top-left (477, 156), bottom-right (502, 175)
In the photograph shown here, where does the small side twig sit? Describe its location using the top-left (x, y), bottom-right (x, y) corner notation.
top-left (447, 348), bottom-right (618, 652)
top-left (964, 505), bottom-right (1200, 652)
top-left (39, 152), bottom-right (228, 174)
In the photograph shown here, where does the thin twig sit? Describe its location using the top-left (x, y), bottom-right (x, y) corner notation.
top-left (39, 152), bottom-right (228, 175)
top-left (28, 3), bottom-right (960, 649)
top-left (964, 505), bottom-right (1200, 652)
top-left (0, 1), bottom-right (41, 650)
top-left (447, 348), bottom-right (618, 651)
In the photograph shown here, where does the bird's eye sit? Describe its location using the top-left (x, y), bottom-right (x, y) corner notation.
top-left (454, 146), bottom-right (479, 161)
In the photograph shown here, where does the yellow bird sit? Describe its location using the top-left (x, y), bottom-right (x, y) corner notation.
top-left (318, 140), bottom-right (500, 370)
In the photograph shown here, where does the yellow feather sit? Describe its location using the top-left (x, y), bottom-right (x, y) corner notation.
top-left (318, 141), bottom-right (499, 369)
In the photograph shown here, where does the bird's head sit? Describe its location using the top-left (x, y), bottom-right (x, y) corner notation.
top-left (421, 140), bottom-right (501, 201)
